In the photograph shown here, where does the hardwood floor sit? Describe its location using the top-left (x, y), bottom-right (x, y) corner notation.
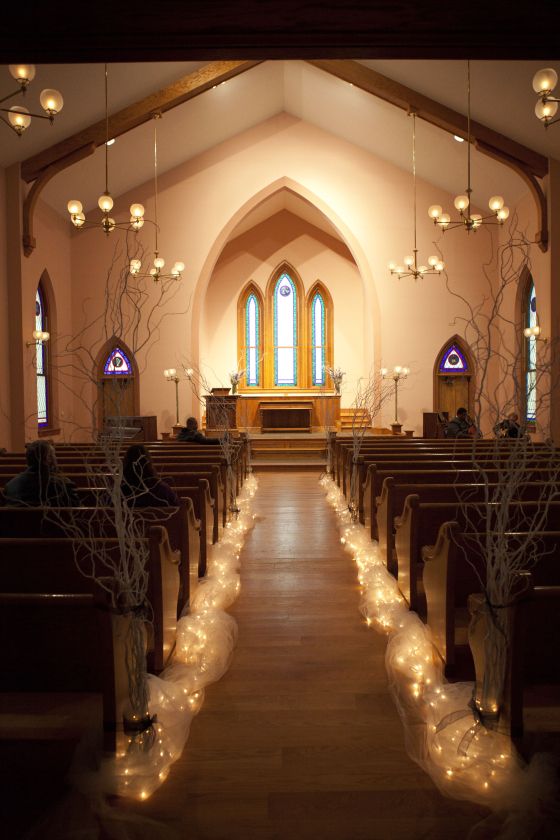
top-left (131, 472), bottom-right (489, 838)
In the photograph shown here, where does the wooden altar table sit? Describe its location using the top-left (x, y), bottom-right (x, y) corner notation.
top-left (259, 401), bottom-right (313, 432)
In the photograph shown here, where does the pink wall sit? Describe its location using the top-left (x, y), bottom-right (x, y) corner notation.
top-left (4, 112), bottom-right (543, 442)
top-left (0, 169), bottom-right (10, 447)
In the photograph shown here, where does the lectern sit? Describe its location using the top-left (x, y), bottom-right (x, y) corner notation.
top-left (204, 391), bottom-right (238, 430)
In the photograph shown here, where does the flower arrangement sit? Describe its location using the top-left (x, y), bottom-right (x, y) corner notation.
top-left (229, 370), bottom-right (245, 393)
top-left (327, 366), bottom-right (345, 394)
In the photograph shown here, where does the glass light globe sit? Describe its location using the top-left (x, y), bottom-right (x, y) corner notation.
top-left (39, 89), bottom-right (64, 115)
top-left (402, 367), bottom-right (410, 375)
top-left (163, 369), bottom-right (169, 377)
top-left (435, 261), bottom-right (444, 271)
top-left (9, 64), bottom-right (36, 84)
top-left (488, 195), bottom-right (504, 211)
top-left (129, 203), bottom-right (144, 218)
top-left (106, 217), bottom-right (116, 232)
top-left (130, 259), bottom-right (142, 274)
top-left (497, 206), bottom-right (510, 221)
top-left (418, 265), bottom-right (428, 274)
top-left (523, 327), bottom-right (532, 338)
top-left (404, 255), bottom-right (414, 267)
top-left (439, 213), bottom-right (451, 228)
top-left (73, 212), bottom-right (86, 228)
top-left (168, 368), bottom-right (176, 377)
top-left (8, 106), bottom-right (31, 133)
top-left (533, 325), bottom-right (541, 336)
top-left (67, 199), bottom-right (83, 215)
top-left (394, 366), bottom-right (402, 374)
top-left (173, 261), bottom-right (185, 272)
top-left (535, 99), bottom-right (559, 121)
top-left (154, 257), bottom-right (165, 269)
top-left (454, 194), bottom-right (469, 212)
top-left (130, 217), bottom-right (144, 230)
top-left (98, 193), bottom-right (114, 212)
top-left (428, 205), bottom-right (442, 220)
top-left (380, 368), bottom-right (388, 376)
top-left (388, 261), bottom-right (396, 271)
top-left (150, 268), bottom-right (158, 276)
top-left (428, 256), bottom-right (438, 267)
top-left (532, 68), bottom-right (558, 95)
top-left (396, 266), bottom-right (404, 275)
top-left (471, 213), bottom-right (482, 229)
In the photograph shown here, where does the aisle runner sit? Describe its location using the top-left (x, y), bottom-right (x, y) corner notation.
top-left (104, 474), bottom-right (259, 800)
top-left (320, 475), bottom-right (557, 837)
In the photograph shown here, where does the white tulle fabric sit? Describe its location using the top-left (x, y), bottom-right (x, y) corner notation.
top-left (100, 474), bottom-right (258, 800)
top-left (320, 475), bottom-right (558, 837)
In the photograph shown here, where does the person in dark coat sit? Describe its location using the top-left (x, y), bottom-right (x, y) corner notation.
top-left (445, 407), bottom-right (471, 439)
top-left (122, 444), bottom-right (180, 507)
top-left (495, 412), bottom-right (523, 438)
top-left (176, 417), bottom-right (221, 445)
top-left (4, 440), bottom-right (81, 506)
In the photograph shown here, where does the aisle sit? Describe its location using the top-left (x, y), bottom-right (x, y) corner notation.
top-left (136, 472), bottom-right (487, 838)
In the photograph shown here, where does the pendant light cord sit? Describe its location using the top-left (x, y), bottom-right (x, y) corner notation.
top-left (412, 112), bottom-right (417, 258)
top-left (104, 63), bottom-right (109, 196)
top-left (153, 113), bottom-right (161, 255)
top-left (467, 59), bottom-right (471, 215)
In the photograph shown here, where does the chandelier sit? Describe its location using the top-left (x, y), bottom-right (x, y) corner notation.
top-left (129, 114), bottom-right (184, 282)
top-left (532, 68), bottom-right (560, 127)
top-left (67, 65), bottom-right (146, 234)
top-left (1, 65), bottom-right (63, 136)
top-left (428, 61), bottom-right (509, 233)
top-left (388, 113), bottom-right (444, 280)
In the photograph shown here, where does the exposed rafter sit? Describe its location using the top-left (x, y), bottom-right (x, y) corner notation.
top-left (307, 59), bottom-right (549, 250)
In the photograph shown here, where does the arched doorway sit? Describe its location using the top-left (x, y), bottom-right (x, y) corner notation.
top-left (434, 336), bottom-right (474, 418)
top-left (97, 339), bottom-right (139, 431)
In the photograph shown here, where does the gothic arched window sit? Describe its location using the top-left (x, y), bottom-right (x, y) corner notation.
top-left (274, 272), bottom-right (298, 387)
top-left (525, 280), bottom-right (537, 423)
top-left (35, 284), bottom-right (49, 428)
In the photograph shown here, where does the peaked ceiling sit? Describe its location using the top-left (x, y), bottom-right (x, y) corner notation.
top-left (2, 59), bottom-right (559, 227)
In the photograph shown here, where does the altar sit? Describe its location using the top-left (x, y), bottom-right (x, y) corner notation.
top-left (204, 393), bottom-right (341, 432)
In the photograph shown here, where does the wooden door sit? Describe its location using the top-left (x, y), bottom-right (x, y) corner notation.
top-left (437, 375), bottom-right (470, 417)
top-left (101, 377), bottom-right (135, 424)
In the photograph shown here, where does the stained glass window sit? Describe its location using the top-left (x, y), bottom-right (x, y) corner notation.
top-left (526, 282), bottom-right (537, 422)
top-left (274, 273), bottom-right (297, 386)
top-left (438, 343), bottom-right (469, 373)
top-left (245, 293), bottom-right (260, 386)
top-left (35, 287), bottom-right (47, 426)
top-left (311, 292), bottom-right (326, 385)
top-left (104, 347), bottom-right (133, 375)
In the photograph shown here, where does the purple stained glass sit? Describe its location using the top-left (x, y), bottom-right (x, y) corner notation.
top-left (104, 347), bottom-right (133, 375)
top-left (439, 344), bottom-right (468, 373)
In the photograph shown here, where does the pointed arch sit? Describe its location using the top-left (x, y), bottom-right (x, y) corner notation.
top-left (35, 270), bottom-right (58, 434)
top-left (265, 261), bottom-right (304, 388)
top-left (517, 269), bottom-right (538, 427)
top-left (433, 335), bottom-right (475, 415)
top-left (307, 280), bottom-right (333, 387)
top-left (95, 337), bottom-right (140, 432)
top-left (237, 281), bottom-right (264, 389)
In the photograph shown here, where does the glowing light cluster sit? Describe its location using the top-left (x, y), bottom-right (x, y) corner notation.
top-left (319, 474), bottom-right (554, 821)
top-left (103, 474), bottom-right (258, 800)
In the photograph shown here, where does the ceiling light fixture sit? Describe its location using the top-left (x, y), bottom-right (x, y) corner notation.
top-left (0, 65), bottom-right (63, 137)
top-left (428, 61), bottom-right (509, 233)
top-left (533, 67), bottom-right (560, 127)
top-left (388, 113), bottom-right (444, 280)
top-left (67, 64), bottom-right (146, 235)
top-left (129, 113), bottom-right (184, 282)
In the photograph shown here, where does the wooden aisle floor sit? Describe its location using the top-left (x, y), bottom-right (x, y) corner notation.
top-left (132, 472), bottom-right (488, 839)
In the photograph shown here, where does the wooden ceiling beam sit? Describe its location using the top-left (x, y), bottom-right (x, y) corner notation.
top-left (307, 59), bottom-right (548, 181)
top-left (21, 60), bottom-right (263, 184)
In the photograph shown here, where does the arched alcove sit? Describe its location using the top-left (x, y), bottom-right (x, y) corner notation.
top-left (433, 335), bottom-right (475, 417)
top-left (95, 337), bottom-right (140, 433)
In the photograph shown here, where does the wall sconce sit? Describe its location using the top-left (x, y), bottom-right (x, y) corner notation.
top-left (533, 68), bottom-right (560, 128)
top-left (27, 329), bottom-right (50, 346)
top-left (164, 368), bottom-right (180, 424)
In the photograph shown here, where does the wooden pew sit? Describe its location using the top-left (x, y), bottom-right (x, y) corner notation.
top-left (394, 496), bottom-right (560, 613)
top-left (0, 501), bottom-right (199, 614)
top-left (0, 527), bottom-right (181, 675)
top-left (502, 575), bottom-right (560, 738)
top-left (422, 523), bottom-right (560, 677)
top-left (0, 592), bottom-right (130, 754)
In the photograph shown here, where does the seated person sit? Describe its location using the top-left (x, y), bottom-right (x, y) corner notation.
top-left (122, 444), bottom-right (180, 507)
top-left (494, 412), bottom-right (523, 439)
top-left (4, 440), bottom-right (81, 506)
top-left (445, 407), bottom-right (472, 439)
top-left (176, 416), bottom-right (222, 445)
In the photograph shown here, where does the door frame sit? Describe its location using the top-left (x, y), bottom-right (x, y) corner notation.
top-left (433, 334), bottom-right (475, 415)
top-left (95, 337), bottom-right (140, 433)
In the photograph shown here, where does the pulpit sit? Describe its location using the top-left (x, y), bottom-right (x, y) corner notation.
top-left (204, 392), bottom-right (238, 430)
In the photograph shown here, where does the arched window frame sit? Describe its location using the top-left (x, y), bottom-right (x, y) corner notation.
top-left (307, 281), bottom-right (334, 389)
top-left (237, 283), bottom-right (264, 390)
top-left (433, 334), bottom-right (475, 414)
top-left (522, 275), bottom-right (538, 429)
top-left (35, 282), bottom-right (49, 430)
top-left (95, 337), bottom-right (140, 432)
top-left (237, 265), bottom-right (334, 391)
